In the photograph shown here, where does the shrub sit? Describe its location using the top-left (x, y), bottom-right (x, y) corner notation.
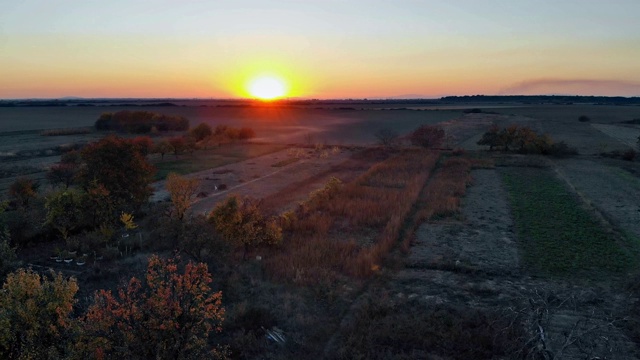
top-left (8, 177), bottom-right (39, 207)
top-left (409, 125), bottom-right (445, 149)
top-left (238, 127), bottom-right (256, 140)
top-left (578, 115), bottom-right (590, 122)
top-left (44, 189), bottom-right (85, 241)
top-left (190, 123), bottom-right (213, 142)
top-left (47, 163), bottom-right (78, 188)
top-left (209, 196), bottom-right (282, 259)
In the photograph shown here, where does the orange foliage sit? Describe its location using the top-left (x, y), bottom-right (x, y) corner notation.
top-left (166, 172), bottom-right (201, 220)
top-left (0, 269), bottom-right (78, 359)
top-left (78, 255), bottom-right (226, 359)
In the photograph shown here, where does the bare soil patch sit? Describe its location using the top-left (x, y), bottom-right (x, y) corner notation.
top-left (407, 169), bottom-right (519, 273)
top-left (151, 147), bottom-right (356, 215)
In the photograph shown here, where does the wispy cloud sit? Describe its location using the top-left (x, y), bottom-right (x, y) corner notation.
top-left (499, 78), bottom-right (640, 96)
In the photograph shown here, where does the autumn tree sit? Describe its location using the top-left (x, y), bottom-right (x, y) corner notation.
top-left (209, 196), bottom-right (282, 259)
top-left (477, 124), bottom-right (501, 151)
top-left (154, 139), bottom-right (172, 160)
top-left (166, 172), bottom-right (201, 220)
top-left (185, 135), bottom-right (198, 155)
top-left (84, 182), bottom-right (117, 228)
top-left (47, 163), bottom-right (77, 189)
top-left (409, 125), bottom-right (445, 149)
top-left (130, 135), bottom-right (154, 156)
top-left (9, 177), bottom-right (39, 207)
top-left (514, 126), bottom-right (538, 152)
top-left (78, 136), bottom-right (156, 208)
top-left (44, 189), bottom-right (85, 241)
top-left (169, 136), bottom-right (186, 157)
top-left (498, 125), bottom-right (519, 151)
top-left (0, 269), bottom-right (78, 359)
top-left (190, 123), bottom-right (213, 142)
top-left (78, 255), bottom-right (226, 359)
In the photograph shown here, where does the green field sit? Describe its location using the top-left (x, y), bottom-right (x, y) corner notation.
top-left (501, 167), bottom-right (639, 277)
top-left (154, 143), bottom-right (287, 180)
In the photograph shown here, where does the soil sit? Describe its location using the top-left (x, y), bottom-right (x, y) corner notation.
top-left (327, 166), bottom-right (639, 359)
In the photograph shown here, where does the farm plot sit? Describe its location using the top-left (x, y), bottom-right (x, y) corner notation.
top-left (328, 164), bottom-right (639, 359)
top-left (407, 168), bottom-right (519, 274)
top-left (501, 167), bottom-right (638, 277)
top-left (184, 147), bottom-right (354, 215)
top-left (591, 123), bottom-right (640, 149)
top-left (265, 150), bottom-right (441, 285)
top-left (553, 158), bottom-right (640, 242)
top-left (152, 142), bottom-right (287, 180)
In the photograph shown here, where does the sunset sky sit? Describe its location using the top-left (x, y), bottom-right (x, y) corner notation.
top-left (1, 0), bottom-right (639, 99)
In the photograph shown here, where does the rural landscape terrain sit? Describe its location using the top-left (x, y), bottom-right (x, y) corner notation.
top-left (1, 96), bottom-right (640, 359)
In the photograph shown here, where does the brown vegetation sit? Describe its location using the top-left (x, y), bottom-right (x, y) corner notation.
top-left (265, 150), bottom-right (440, 284)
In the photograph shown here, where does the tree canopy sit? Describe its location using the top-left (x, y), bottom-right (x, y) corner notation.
top-left (78, 136), bottom-right (156, 208)
top-left (78, 255), bottom-right (226, 359)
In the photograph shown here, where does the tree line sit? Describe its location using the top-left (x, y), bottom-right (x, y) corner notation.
top-left (95, 111), bottom-right (189, 133)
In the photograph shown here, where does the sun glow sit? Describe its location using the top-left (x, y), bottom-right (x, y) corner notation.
top-left (247, 75), bottom-right (287, 100)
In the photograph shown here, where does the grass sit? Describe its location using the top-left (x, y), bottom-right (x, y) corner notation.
top-left (154, 143), bottom-right (286, 179)
top-left (501, 167), bottom-right (639, 277)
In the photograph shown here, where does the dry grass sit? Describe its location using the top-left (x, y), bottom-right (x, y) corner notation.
top-left (265, 150), bottom-right (440, 284)
top-left (399, 155), bottom-right (478, 253)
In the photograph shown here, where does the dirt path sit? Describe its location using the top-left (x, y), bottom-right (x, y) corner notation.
top-left (151, 148), bottom-right (354, 215)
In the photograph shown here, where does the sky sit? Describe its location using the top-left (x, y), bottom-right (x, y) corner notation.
top-left (1, 0), bottom-right (639, 99)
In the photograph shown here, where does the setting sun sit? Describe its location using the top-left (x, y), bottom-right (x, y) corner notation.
top-left (247, 76), bottom-right (287, 100)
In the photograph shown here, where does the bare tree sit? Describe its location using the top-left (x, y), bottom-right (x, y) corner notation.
top-left (373, 128), bottom-right (399, 147)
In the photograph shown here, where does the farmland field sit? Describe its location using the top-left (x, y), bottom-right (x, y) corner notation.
top-left (3, 99), bottom-right (640, 358)
top-left (501, 167), bottom-right (639, 277)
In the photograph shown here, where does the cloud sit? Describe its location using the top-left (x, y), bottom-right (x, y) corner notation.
top-left (499, 78), bottom-right (640, 96)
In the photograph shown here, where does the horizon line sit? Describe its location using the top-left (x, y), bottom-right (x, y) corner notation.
top-left (2, 94), bottom-right (640, 102)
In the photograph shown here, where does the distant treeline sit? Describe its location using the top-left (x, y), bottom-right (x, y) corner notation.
top-left (95, 111), bottom-right (189, 133)
top-left (441, 95), bottom-right (640, 105)
top-left (0, 100), bottom-right (178, 107)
